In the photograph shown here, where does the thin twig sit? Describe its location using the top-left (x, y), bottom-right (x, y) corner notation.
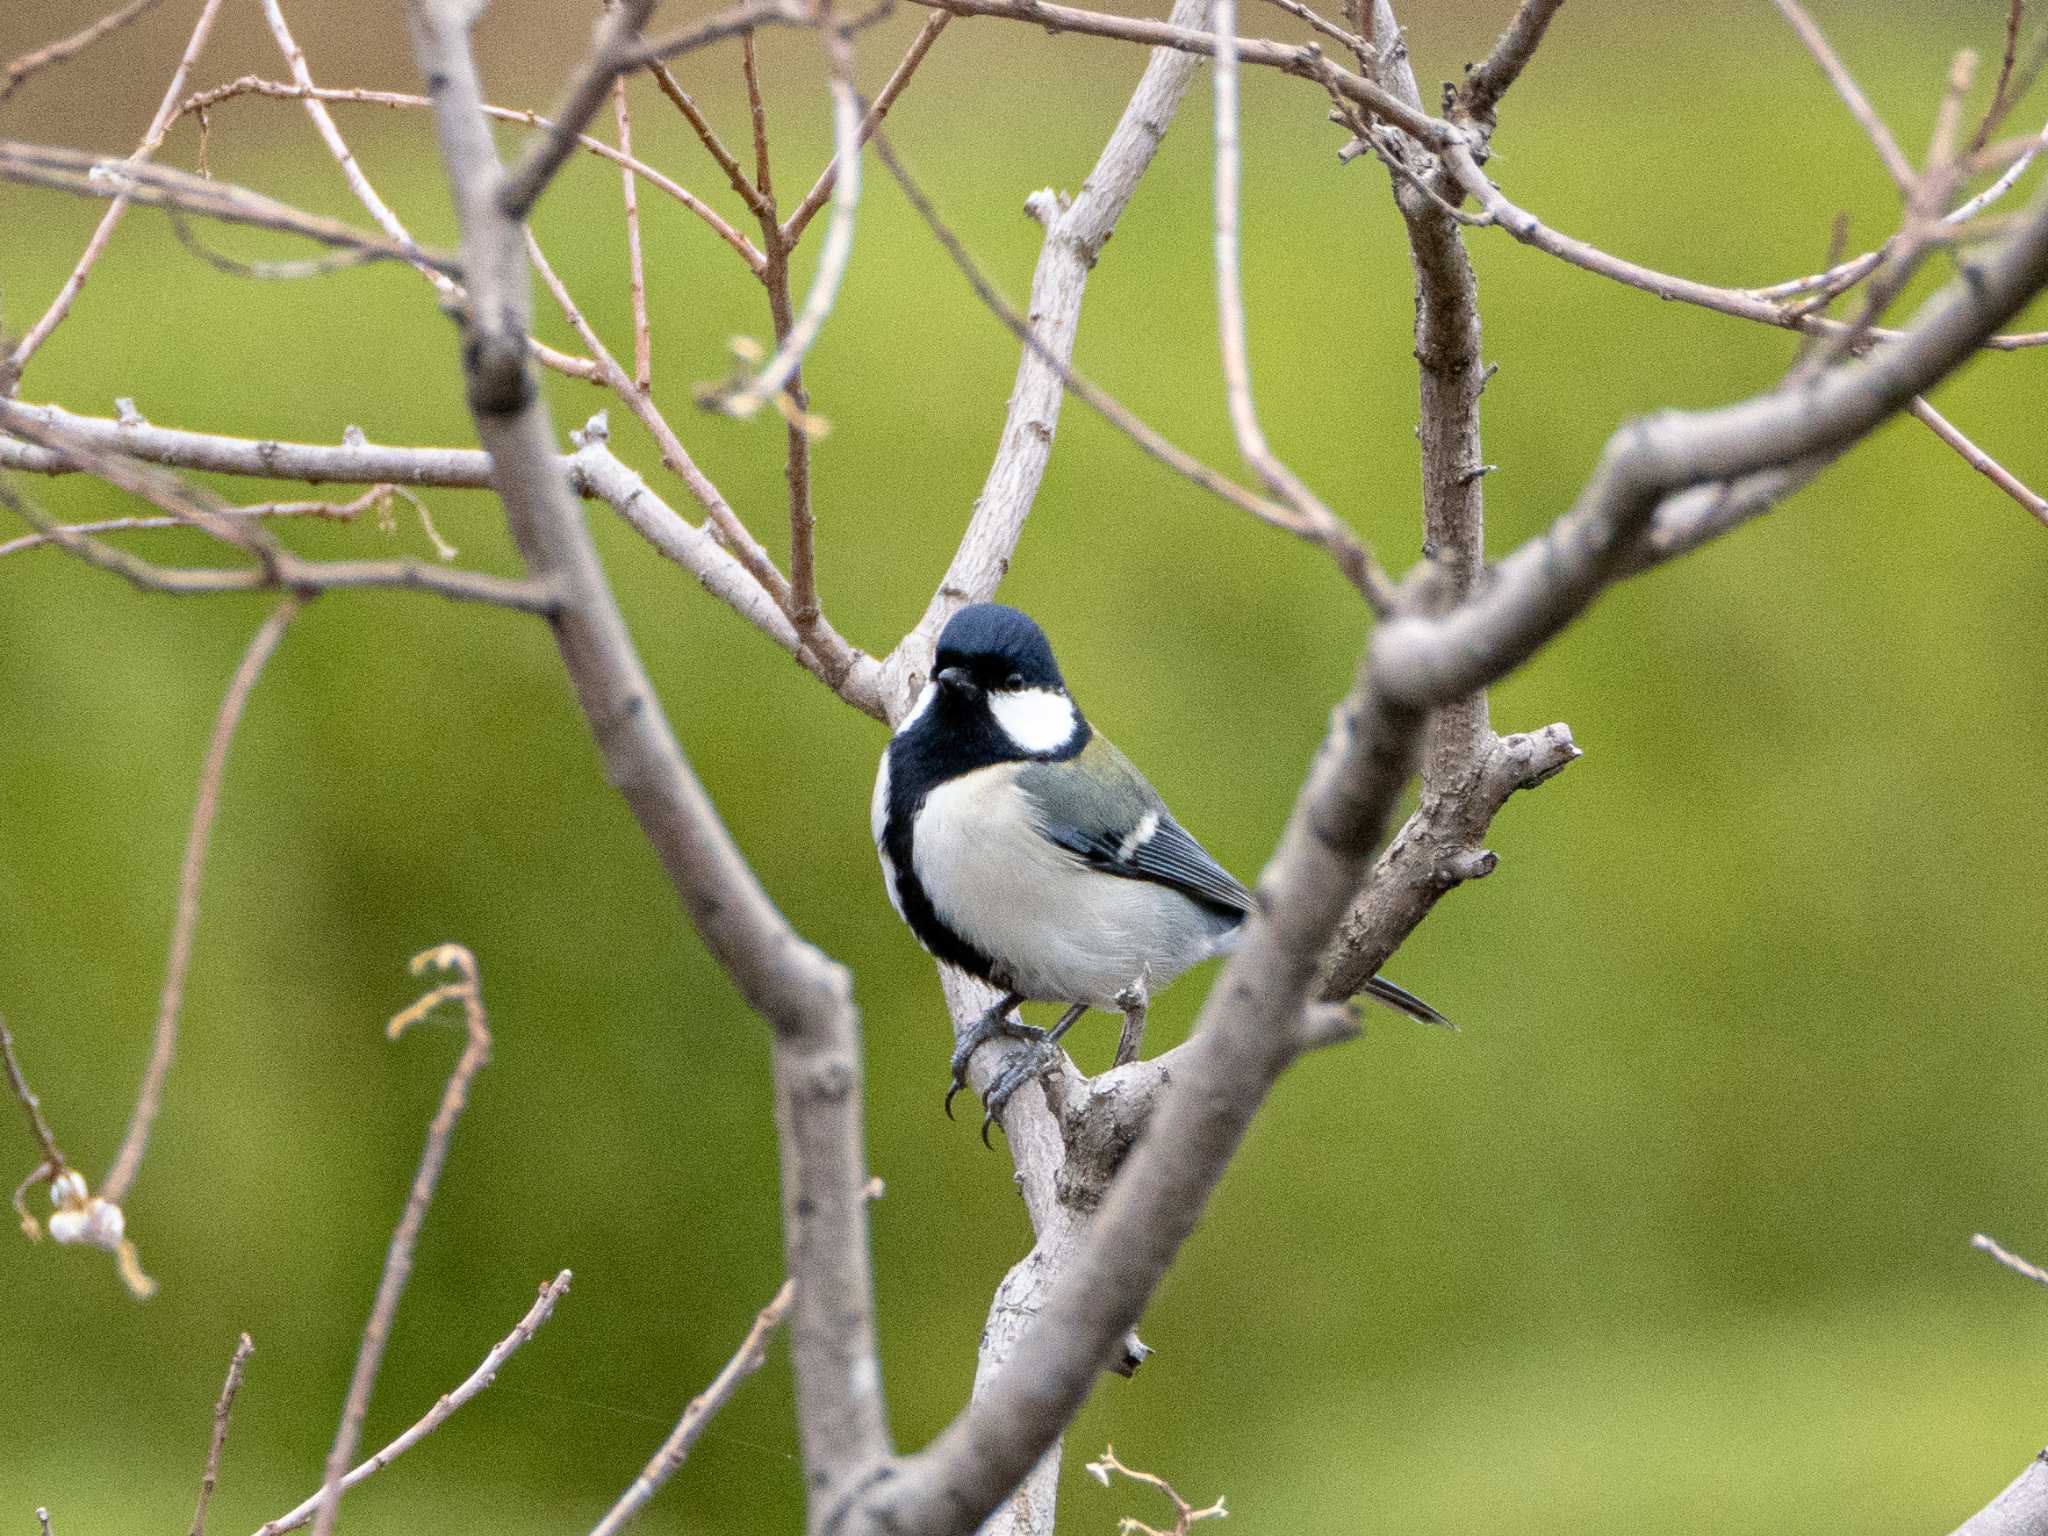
top-left (614, 77), bottom-right (654, 392)
top-left (309, 945), bottom-right (494, 1536)
top-left (1, 1018), bottom-right (66, 1178)
top-left (0, 142), bottom-right (458, 275)
top-left (1256, 0), bottom-right (1372, 69)
top-left (1910, 396), bottom-right (2048, 526)
top-left (175, 77), bottom-right (765, 274)
top-left (631, 0), bottom-right (812, 68)
top-left (500, 0), bottom-right (658, 221)
top-left (1211, 0), bottom-right (1395, 610)
top-left (98, 596), bottom-right (305, 1207)
top-left (1973, 1232), bottom-right (2048, 1287)
top-left (0, 489), bottom-right (379, 560)
top-left (1084, 1445), bottom-right (1227, 1536)
top-left (783, 11), bottom-right (953, 246)
top-left (647, 59), bottom-right (771, 218)
top-left (731, 34), bottom-right (824, 632)
top-left (253, 1271), bottom-right (571, 1536)
top-left (524, 232), bottom-right (807, 619)
top-left (714, 15), bottom-right (864, 419)
top-left (743, 29), bottom-right (774, 202)
top-left (1769, 0), bottom-right (1917, 193)
top-left (586, 1279), bottom-right (796, 1536)
top-left (1454, 0), bottom-right (1564, 132)
top-left (1952, 113), bottom-right (2048, 223)
top-left (1, 0), bottom-right (166, 105)
top-left (1968, 0), bottom-right (2027, 155)
top-left (1927, 49), bottom-right (1980, 201)
top-left (190, 1334), bottom-right (255, 1536)
top-left (1, 480), bottom-right (559, 612)
top-left (7, 0), bottom-right (227, 379)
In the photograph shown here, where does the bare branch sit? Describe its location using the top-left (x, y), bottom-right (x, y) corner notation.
top-left (1973, 1232), bottom-right (2048, 1286)
top-left (882, 0), bottom-right (1218, 712)
top-left (0, 488), bottom-right (380, 560)
top-left (97, 596), bottom-right (305, 1206)
top-left (565, 422), bottom-right (887, 715)
top-left (615, 78), bottom-right (654, 392)
top-left (7, 0), bottom-right (227, 379)
top-left (714, 18), bottom-right (864, 420)
top-left (523, 233), bottom-right (825, 638)
top-left (177, 76), bottom-right (765, 273)
top-left (631, 0), bottom-right (812, 71)
top-left (904, 0), bottom-right (1439, 135)
top-left (404, 5), bottom-right (889, 1506)
top-left (0, 399), bottom-right (498, 485)
top-left (253, 1270), bottom-right (570, 1536)
top-left (783, 11), bottom-right (953, 246)
top-left (1453, 0), bottom-right (1566, 133)
top-left (586, 1280), bottom-right (795, 1536)
top-left (500, 0), bottom-right (659, 221)
top-left (647, 59), bottom-right (771, 220)
top-left (1769, 0), bottom-right (1917, 193)
top-left (1211, 0), bottom-right (1396, 611)
top-left (0, 480), bottom-right (560, 613)
top-left (190, 1334), bottom-right (254, 1536)
top-left (1, 0), bottom-right (165, 105)
top-left (2, 1017), bottom-right (67, 1189)
top-left (840, 164), bottom-right (2048, 1536)
top-left (0, 142), bottom-right (458, 276)
top-left (1909, 396), bottom-right (2048, 526)
top-left (310, 945), bottom-right (493, 1536)
top-left (1084, 1446), bottom-right (1226, 1536)
top-left (1949, 1453), bottom-right (2048, 1536)
top-left (1967, 0), bottom-right (2027, 154)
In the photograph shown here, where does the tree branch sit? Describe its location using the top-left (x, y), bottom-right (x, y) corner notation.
top-left (499, 0), bottom-right (659, 221)
top-left (880, 0), bottom-right (1219, 712)
top-left (6, 0), bottom-right (227, 380)
top-left (253, 1269), bottom-right (571, 1536)
top-left (835, 164), bottom-right (2048, 1536)
top-left (190, 1333), bottom-right (254, 1536)
top-left (98, 595), bottom-right (305, 1207)
top-left (402, 7), bottom-right (890, 1515)
top-left (1211, 0), bottom-right (1396, 610)
top-left (586, 1279), bottom-right (795, 1536)
top-left (1, 0), bottom-right (166, 106)
top-left (310, 944), bottom-right (493, 1536)
top-left (0, 141), bottom-right (458, 277)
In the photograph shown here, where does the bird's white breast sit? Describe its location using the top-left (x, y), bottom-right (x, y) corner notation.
top-left (910, 763), bottom-right (1231, 1007)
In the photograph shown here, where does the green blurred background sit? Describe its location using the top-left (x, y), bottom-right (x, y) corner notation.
top-left (3, 1), bottom-right (2046, 1531)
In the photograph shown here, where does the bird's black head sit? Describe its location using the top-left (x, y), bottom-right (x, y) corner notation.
top-left (893, 603), bottom-right (1087, 769)
top-left (932, 602), bottom-right (1065, 695)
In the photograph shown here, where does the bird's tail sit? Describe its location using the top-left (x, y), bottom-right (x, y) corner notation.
top-left (1361, 974), bottom-right (1455, 1030)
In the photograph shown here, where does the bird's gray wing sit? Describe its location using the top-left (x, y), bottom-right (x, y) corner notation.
top-left (1015, 736), bottom-right (1251, 917)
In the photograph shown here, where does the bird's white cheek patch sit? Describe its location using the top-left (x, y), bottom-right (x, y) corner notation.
top-left (990, 687), bottom-right (1077, 753)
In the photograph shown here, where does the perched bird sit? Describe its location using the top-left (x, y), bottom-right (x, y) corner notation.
top-left (872, 602), bottom-right (1446, 1136)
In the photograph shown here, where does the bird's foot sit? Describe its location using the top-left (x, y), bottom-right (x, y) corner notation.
top-left (976, 1038), bottom-right (1062, 1147)
top-left (945, 999), bottom-right (1048, 1124)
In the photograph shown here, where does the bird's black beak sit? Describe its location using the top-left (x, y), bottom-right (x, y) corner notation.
top-left (936, 666), bottom-right (981, 702)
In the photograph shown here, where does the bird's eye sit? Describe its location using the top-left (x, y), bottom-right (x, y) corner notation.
top-left (1006, 672), bottom-right (1024, 689)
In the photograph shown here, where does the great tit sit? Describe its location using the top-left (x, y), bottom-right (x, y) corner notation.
top-left (872, 602), bottom-right (1447, 1134)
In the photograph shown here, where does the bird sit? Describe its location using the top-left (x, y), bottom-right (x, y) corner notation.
top-left (871, 601), bottom-right (1448, 1138)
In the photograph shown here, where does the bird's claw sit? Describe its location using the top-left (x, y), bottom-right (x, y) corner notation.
top-left (945, 1002), bottom-right (1050, 1133)
top-left (977, 1039), bottom-right (1059, 1145)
